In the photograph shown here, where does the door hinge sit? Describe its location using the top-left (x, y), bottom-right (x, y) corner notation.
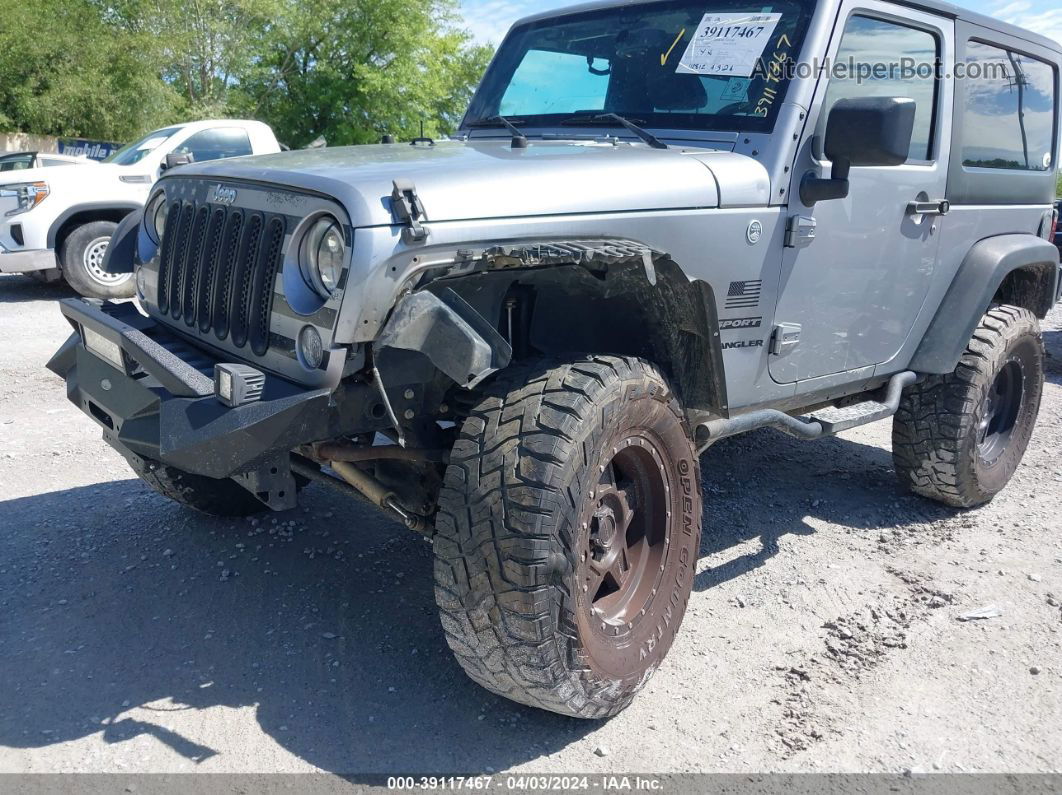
top-left (784, 215), bottom-right (816, 249)
top-left (771, 323), bottom-right (801, 356)
top-left (391, 179), bottom-right (429, 244)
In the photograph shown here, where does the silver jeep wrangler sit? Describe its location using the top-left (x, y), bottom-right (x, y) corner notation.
top-left (49, 0), bottom-right (1062, 718)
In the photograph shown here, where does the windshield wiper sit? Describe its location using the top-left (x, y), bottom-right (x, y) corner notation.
top-left (467, 115), bottom-right (529, 149)
top-left (559, 113), bottom-right (668, 150)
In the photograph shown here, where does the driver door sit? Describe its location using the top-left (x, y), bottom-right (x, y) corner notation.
top-left (770, 3), bottom-right (954, 384)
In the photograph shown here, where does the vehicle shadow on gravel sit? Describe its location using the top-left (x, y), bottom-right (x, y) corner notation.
top-left (0, 428), bottom-right (955, 773)
top-left (0, 274), bottom-right (75, 304)
top-left (694, 428), bottom-right (954, 593)
top-left (0, 480), bottom-right (592, 775)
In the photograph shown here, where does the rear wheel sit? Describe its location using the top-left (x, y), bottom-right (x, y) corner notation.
top-left (893, 304), bottom-right (1043, 508)
top-left (433, 356), bottom-right (702, 718)
top-left (60, 221), bottom-right (134, 300)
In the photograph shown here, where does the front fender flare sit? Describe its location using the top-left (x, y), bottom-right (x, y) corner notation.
top-left (101, 209), bottom-right (144, 275)
top-left (911, 234), bottom-right (1059, 374)
top-left (46, 201), bottom-right (142, 249)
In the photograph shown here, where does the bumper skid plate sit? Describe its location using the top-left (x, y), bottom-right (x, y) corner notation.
top-left (48, 299), bottom-right (334, 509)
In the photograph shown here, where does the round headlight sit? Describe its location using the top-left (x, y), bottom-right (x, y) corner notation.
top-left (301, 216), bottom-right (345, 298)
top-left (148, 195), bottom-right (169, 244)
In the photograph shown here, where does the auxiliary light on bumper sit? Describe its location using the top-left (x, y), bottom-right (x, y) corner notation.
top-left (47, 298), bottom-right (334, 481)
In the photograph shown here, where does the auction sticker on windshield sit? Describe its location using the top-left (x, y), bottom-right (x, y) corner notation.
top-left (677, 13), bottom-right (781, 77)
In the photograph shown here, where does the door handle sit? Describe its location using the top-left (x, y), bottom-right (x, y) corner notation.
top-left (906, 199), bottom-right (950, 217)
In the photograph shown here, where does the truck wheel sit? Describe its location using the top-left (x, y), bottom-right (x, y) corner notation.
top-left (60, 221), bottom-right (135, 300)
top-left (434, 356), bottom-right (703, 718)
top-left (137, 461), bottom-right (269, 517)
top-left (893, 305), bottom-right (1043, 508)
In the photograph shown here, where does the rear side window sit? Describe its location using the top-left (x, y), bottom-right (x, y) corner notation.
top-left (820, 16), bottom-right (940, 161)
top-left (961, 41), bottom-right (1056, 172)
top-left (173, 128), bottom-right (254, 163)
top-left (40, 158), bottom-right (75, 167)
top-left (0, 154), bottom-right (35, 171)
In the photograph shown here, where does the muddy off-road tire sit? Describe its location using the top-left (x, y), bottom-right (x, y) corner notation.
top-left (434, 356), bottom-right (703, 719)
top-left (136, 460), bottom-right (270, 517)
top-left (60, 221), bottom-right (135, 300)
top-left (893, 305), bottom-right (1044, 508)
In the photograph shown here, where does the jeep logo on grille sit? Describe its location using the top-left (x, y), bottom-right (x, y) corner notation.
top-left (213, 185), bottom-right (238, 205)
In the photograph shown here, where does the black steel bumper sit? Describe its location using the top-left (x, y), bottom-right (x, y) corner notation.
top-left (47, 299), bottom-right (335, 488)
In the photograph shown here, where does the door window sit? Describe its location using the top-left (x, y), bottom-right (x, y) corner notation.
top-left (173, 128), bottom-right (253, 164)
top-left (0, 154), bottom-right (35, 171)
top-left (820, 15), bottom-right (940, 161)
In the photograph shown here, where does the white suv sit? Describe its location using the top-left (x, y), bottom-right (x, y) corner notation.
top-left (0, 120), bottom-right (280, 298)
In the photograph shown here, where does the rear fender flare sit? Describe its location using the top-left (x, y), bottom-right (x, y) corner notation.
top-left (911, 234), bottom-right (1059, 374)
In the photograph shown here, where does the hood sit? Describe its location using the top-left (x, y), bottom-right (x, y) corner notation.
top-left (172, 140), bottom-right (771, 228)
top-left (0, 159), bottom-right (111, 187)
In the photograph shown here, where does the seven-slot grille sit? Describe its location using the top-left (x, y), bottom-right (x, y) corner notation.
top-left (156, 200), bottom-right (287, 357)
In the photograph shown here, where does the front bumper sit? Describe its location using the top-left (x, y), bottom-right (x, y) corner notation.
top-left (48, 299), bottom-right (337, 506)
top-left (0, 247), bottom-right (56, 273)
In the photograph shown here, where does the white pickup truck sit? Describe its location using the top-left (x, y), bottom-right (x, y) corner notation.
top-left (0, 120), bottom-right (280, 298)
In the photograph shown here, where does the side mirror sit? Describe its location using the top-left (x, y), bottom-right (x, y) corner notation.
top-left (801, 97), bottom-right (916, 206)
top-left (162, 152), bottom-right (193, 171)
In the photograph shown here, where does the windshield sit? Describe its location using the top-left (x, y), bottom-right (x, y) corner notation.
top-left (464, 0), bottom-right (814, 135)
top-left (104, 126), bottom-right (183, 166)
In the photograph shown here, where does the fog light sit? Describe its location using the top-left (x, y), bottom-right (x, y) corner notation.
top-left (218, 369), bottom-right (233, 402)
top-left (214, 364), bottom-right (266, 408)
top-left (298, 325), bottom-right (324, 370)
top-left (82, 326), bottom-right (125, 371)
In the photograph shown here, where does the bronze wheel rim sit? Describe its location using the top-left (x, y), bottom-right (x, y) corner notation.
top-left (580, 434), bottom-right (669, 634)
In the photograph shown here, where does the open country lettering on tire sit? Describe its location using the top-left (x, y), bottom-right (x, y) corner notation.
top-left (46, 0), bottom-right (1062, 717)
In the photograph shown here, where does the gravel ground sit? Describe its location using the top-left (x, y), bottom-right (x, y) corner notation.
top-left (1, 272), bottom-right (1060, 776)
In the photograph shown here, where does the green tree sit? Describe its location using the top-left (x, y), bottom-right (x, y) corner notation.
top-left (0, 0), bottom-right (179, 139)
top-left (239, 0), bottom-right (493, 147)
top-left (0, 0), bottom-right (490, 147)
top-left (100, 0), bottom-right (281, 119)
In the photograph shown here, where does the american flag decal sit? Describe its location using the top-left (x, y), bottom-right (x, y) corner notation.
top-left (726, 280), bottom-right (762, 309)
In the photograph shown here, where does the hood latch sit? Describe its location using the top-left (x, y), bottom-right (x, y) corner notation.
top-left (391, 179), bottom-right (429, 244)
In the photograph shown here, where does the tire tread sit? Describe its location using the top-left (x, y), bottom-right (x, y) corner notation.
top-left (893, 304), bottom-right (1043, 508)
top-left (433, 355), bottom-right (700, 719)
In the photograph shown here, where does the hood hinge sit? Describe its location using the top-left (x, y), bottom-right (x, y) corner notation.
top-left (391, 179), bottom-right (429, 244)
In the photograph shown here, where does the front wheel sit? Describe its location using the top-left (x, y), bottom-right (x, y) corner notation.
top-left (434, 356), bottom-right (703, 719)
top-left (893, 304), bottom-right (1044, 508)
top-left (60, 220), bottom-right (135, 300)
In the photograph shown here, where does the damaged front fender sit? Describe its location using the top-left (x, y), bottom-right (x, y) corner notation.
top-left (375, 287), bottom-right (512, 390)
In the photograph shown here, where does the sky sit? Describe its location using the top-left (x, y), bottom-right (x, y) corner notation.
top-left (457, 0), bottom-right (1062, 47)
